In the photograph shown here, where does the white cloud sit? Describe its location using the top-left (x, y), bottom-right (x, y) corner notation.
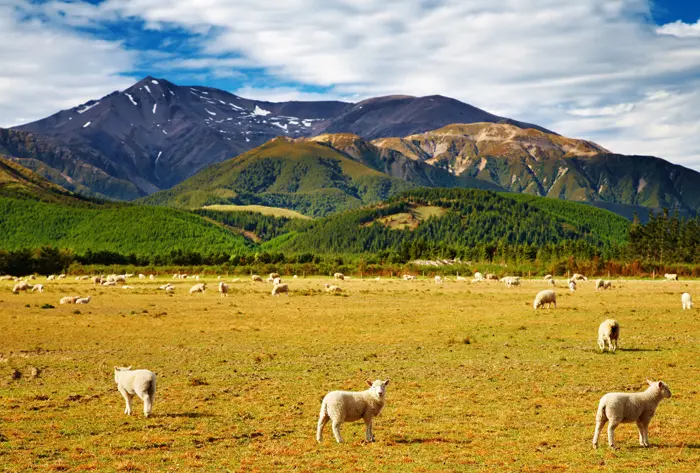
top-left (656, 19), bottom-right (700, 38)
top-left (232, 86), bottom-right (350, 103)
top-left (0, 2), bottom-right (135, 127)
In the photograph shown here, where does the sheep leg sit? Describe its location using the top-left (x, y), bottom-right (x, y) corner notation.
top-left (641, 423), bottom-right (650, 447)
top-left (364, 418), bottom-right (374, 442)
top-left (611, 339), bottom-right (617, 353)
top-left (119, 387), bottom-right (133, 415)
top-left (142, 393), bottom-right (152, 417)
top-left (593, 417), bottom-right (606, 448)
top-left (316, 412), bottom-right (329, 443)
top-left (636, 421), bottom-right (646, 447)
top-left (597, 338), bottom-right (605, 352)
top-left (331, 421), bottom-right (343, 443)
top-left (607, 420), bottom-right (620, 449)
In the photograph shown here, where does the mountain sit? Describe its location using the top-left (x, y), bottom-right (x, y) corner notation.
top-left (370, 123), bottom-right (700, 214)
top-left (0, 158), bottom-right (249, 255)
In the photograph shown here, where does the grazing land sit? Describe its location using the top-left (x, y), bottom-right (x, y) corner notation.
top-left (0, 277), bottom-right (699, 472)
top-left (202, 204), bottom-right (312, 220)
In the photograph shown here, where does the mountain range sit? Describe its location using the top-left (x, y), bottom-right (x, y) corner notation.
top-left (3, 76), bottom-right (700, 218)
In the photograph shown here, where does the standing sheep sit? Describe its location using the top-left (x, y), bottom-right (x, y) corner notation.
top-left (597, 319), bottom-right (620, 352)
top-left (533, 290), bottom-right (556, 309)
top-left (218, 282), bottom-right (229, 297)
top-left (681, 293), bottom-right (693, 310)
top-left (12, 281), bottom-right (32, 294)
top-left (251, 275), bottom-right (263, 282)
top-left (334, 272), bottom-right (345, 281)
top-left (485, 273), bottom-right (499, 281)
top-left (548, 278), bottom-right (555, 287)
top-left (189, 283), bottom-right (206, 294)
top-left (568, 280), bottom-right (576, 293)
top-left (317, 379), bottom-right (390, 443)
top-left (31, 284), bottom-right (44, 293)
top-left (592, 380), bottom-right (672, 449)
top-left (403, 274), bottom-right (416, 281)
top-left (664, 273), bottom-right (678, 281)
top-left (271, 283), bottom-right (289, 296)
top-left (114, 366), bottom-right (157, 417)
top-left (267, 272), bottom-right (281, 282)
top-left (473, 272), bottom-right (483, 281)
top-left (544, 274), bottom-right (553, 281)
top-left (434, 275), bottom-right (443, 284)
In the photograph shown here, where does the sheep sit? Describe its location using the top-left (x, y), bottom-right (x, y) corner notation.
top-left (231, 278), bottom-right (241, 283)
top-left (334, 272), bottom-right (345, 280)
top-left (293, 275), bottom-right (298, 279)
top-left (267, 272), bottom-right (281, 282)
top-left (597, 319), bottom-right (620, 352)
top-left (533, 290), bottom-right (556, 309)
top-left (681, 293), bottom-right (693, 310)
top-left (403, 274), bottom-right (416, 281)
top-left (57, 274), bottom-right (66, 279)
top-left (138, 274), bottom-right (146, 279)
top-left (456, 276), bottom-right (467, 281)
top-left (59, 296), bottom-right (80, 304)
top-left (544, 274), bottom-right (553, 280)
top-left (0, 275), bottom-right (13, 281)
top-left (604, 280), bottom-right (612, 290)
top-left (218, 282), bottom-right (229, 297)
top-left (273, 277), bottom-right (282, 285)
top-left (28, 274), bottom-right (36, 280)
top-left (324, 284), bottom-right (343, 293)
top-left (596, 279), bottom-right (612, 290)
top-left (102, 281), bottom-right (116, 287)
top-left (122, 285), bottom-right (134, 290)
top-left (485, 273), bottom-right (499, 281)
top-left (434, 275), bottom-right (444, 284)
top-left (664, 273), bottom-right (678, 281)
top-left (149, 274), bottom-right (155, 280)
top-left (12, 281), bottom-right (32, 294)
top-left (473, 272), bottom-right (483, 281)
top-left (47, 275), bottom-right (56, 281)
top-left (194, 275), bottom-right (200, 281)
top-left (251, 275), bottom-right (263, 282)
top-left (158, 283), bottom-right (173, 290)
top-left (568, 280), bottom-right (576, 293)
top-left (503, 276), bottom-right (520, 287)
top-left (114, 366), bottom-right (157, 417)
top-left (571, 273), bottom-right (588, 281)
top-left (165, 286), bottom-right (174, 294)
top-left (271, 283), bottom-right (289, 296)
top-left (317, 379), bottom-right (390, 443)
top-left (592, 380), bottom-right (672, 449)
top-left (75, 296), bottom-right (91, 304)
top-left (189, 283), bottom-right (206, 295)
top-left (548, 278), bottom-right (555, 287)
top-left (75, 276), bottom-right (81, 281)
top-left (124, 273), bottom-right (134, 279)
top-left (92, 276), bottom-right (103, 285)
top-left (31, 284), bottom-right (44, 293)
top-left (80, 275), bottom-right (90, 280)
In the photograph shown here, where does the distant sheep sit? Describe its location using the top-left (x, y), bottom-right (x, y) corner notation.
top-left (317, 379), bottom-right (390, 443)
top-left (533, 289), bottom-right (556, 309)
top-left (267, 272), bottom-right (281, 282)
top-left (456, 276), bottom-right (467, 281)
top-left (47, 275), bottom-right (56, 281)
top-left (31, 284), bottom-right (44, 293)
top-left (664, 273), bottom-right (678, 281)
top-left (12, 281), bottom-right (32, 294)
top-left (92, 276), bottom-right (103, 285)
top-left (59, 296), bottom-right (80, 304)
top-left (189, 283), bottom-right (206, 294)
top-left (334, 272), bottom-right (345, 280)
top-left (571, 273), bottom-right (588, 281)
top-left (102, 281), bottom-right (116, 287)
top-left (544, 274), bottom-right (553, 281)
top-left (122, 285), bottom-right (134, 290)
top-left (593, 380), bottom-right (671, 449)
top-left (596, 279), bottom-right (612, 290)
top-left (251, 275), bottom-right (263, 282)
top-left (273, 277), bottom-right (282, 285)
top-left (568, 280), bottom-right (576, 293)
top-left (271, 283), bottom-right (289, 296)
top-left (485, 273), bottom-right (499, 281)
top-left (434, 275), bottom-right (443, 284)
top-left (158, 283), bottom-right (173, 290)
top-left (75, 296), bottom-right (91, 304)
top-left (218, 282), bottom-right (229, 297)
top-left (149, 274), bottom-right (155, 280)
top-left (138, 274), bottom-right (146, 279)
top-left (547, 278), bottom-right (555, 287)
top-left (324, 284), bottom-right (343, 293)
top-left (503, 276), bottom-right (520, 287)
top-left (681, 293), bottom-right (693, 310)
top-left (28, 275), bottom-right (36, 280)
top-left (473, 272), bottom-right (483, 281)
top-left (114, 366), bottom-right (156, 417)
top-left (597, 319), bottom-right (620, 352)
top-left (57, 274), bottom-right (66, 279)
top-left (403, 274), bottom-right (416, 281)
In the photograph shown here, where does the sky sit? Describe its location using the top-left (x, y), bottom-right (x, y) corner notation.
top-left (2, 0), bottom-right (700, 170)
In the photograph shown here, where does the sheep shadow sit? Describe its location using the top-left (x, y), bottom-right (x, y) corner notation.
top-left (163, 412), bottom-right (215, 419)
top-left (389, 436), bottom-right (471, 445)
top-left (619, 347), bottom-right (663, 352)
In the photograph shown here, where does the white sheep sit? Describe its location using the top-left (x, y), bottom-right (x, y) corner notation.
top-left (251, 275), bottom-right (263, 282)
top-left (434, 275), bottom-right (443, 284)
top-left (12, 281), bottom-right (32, 294)
top-left (473, 272), bottom-right (483, 281)
top-left (138, 274), bottom-right (146, 279)
top-left (149, 274), bottom-right (155, 280)
top-left (271, 283), bottom-right (289, 296)
top-left (57, 274), bottom-right (66, 279)
top-left (547, 278), bottom-right (555, 287)
top-left (47, 275), bottom-right (56, 281)
top-left (503, 276), bottom-right (521, 287)
top-left (334, 272), bottom-right (345, 280)
top-left (189, 283), bottom-right (206, 294)
top-left (218, 282), bottom-right (229, 297)
top-left (485, 273), bottom-right (499, 281)
top-left (158, 283), bottom-right (172, 290)
top-left (165, 286), bottom-right (174, 294)
top-left (568, 280), bottom-right (576, 293)
top-left (324, 284), bottom-right (343, 293)
top-left (59, 296), bottom-right (80, 304)
top-left (571, 273), bottom-right (588, 281)
top-left (28, 274), bottom-right (36, 280)
top-left (403, 274), bottom-right (416, 281)
top-left (267, 272), bottom-right (281, 282)
top-left (31, 284), bottom-right (44, 293)
top-left (596, 279), bottom-right (612, 290)
top-left (75, 296), bottom-right (92, 304)
top-left (114, 366), bottom-right (157, 417)
top-left (681, 293), bottom-right (693, 310)
top-left (92, 276), bottom-right (102, 285)
top-left (122, 285), bottom-right (134, 290)
top-left (272, 277), bottom-right (282, 285)
top-left (102, 281), bottom-right (116, 287)
top-left (456, 276), bottom-right (467, 281)
top-left (533, 289), bottom-right (556, 309)
top-left (664, 273), bottom-right (678, 281)
top-left (597, 319), bottom-right (620, 352)
top-left (317, 379), bottom-right (390, 443)
top-left (544, 274), bottom-right (553, 281)
top-left (592, 380), bottom-right (672, 449)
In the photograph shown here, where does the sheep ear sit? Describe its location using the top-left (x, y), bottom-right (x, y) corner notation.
top-left (365, 379), bottom-right (373, 387)
top-left (114, 366), bottom-right (119, 371)
top-left (647, 379), bottom-right (654, 386)
top-left (383, 379), bottom-right (391, 386)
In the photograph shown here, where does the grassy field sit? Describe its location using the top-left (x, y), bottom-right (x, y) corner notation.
top-left (0, 276), bottom-right (699, 472)
top-left (201, 205), bottom-right (312, 220)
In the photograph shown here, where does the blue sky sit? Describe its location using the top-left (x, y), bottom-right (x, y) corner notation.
top-left (1, 0), bottom-right (700, 170)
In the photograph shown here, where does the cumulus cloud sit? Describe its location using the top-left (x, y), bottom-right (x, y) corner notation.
top-left (656, 19), bottom-right (700, 38)
top-left (0, 2), bottom-right (135, 127)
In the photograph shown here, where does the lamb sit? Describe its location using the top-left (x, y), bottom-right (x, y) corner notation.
top-left (271, 283), bottom-right (289, 296)
top-left (533, 289), bottom-right (556, 309)
top-left (59, 296), bottom-right (80, 304)
top-left (189, 283), bottom-right (206, 294)
top-left (334, 272), bottom-right (345, 280)
top-left (12, 281), bottom-right (32, 294)
top-left (434, 275), bottom-right (443, 284)
top-left (324, 284), bottom-right (343, 293)
top-left (114, 366), bottom-right (157, 417)
top-left (218, 282), bottom-right (229, 297)
top-left (681, 292), bottom-right (693, 310)
top-left (251, 275), bottom-right (263, 282)
top-left (75, 296), bottom-right (91, 304)
top-left (317, 379), bottom-right (390, 443)
top-left (597, 319), bottom-right (620, 352)
top-left (664, 273), bottom-right (678, 281)
top-left (592, 380), bottom-right (672, 449)
top-left (31, 284), bottom-right (44, 293)
top-left (568, 280), bottom-right (576, 293)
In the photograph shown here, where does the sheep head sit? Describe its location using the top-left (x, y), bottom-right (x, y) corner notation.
top-left (365, 379), bottom-right (391, 398)
top-left (647, 380), bottom-right (672, 398)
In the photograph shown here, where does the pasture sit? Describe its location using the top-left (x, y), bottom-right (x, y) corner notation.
top-left (0, 276), bottom-right (698, 472)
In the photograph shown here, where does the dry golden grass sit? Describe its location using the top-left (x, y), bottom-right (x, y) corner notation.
top-left (0, 276), bottom-right (699, 472)
top-left (201, 204), bottom-right (312, 220)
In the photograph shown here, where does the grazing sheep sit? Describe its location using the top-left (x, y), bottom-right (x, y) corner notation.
top-left (149, 274), bottom-right (155, 280)
top-left (114, 366), bottom-right (157, 417)
top-left (544, 274), bottom-right (553, 281)
top-left (681, 293), bottom-right (693, 310)
top-left (75, 276), bottom-right (81, 281)
top-left (231, 278), bottom-right (241, 283)
top-left (102, 281), bottom-right (116, 287)
top-left (267, 272), bottom-right (281, 282)
top-left (485, 273), bottom-right (499, 281)
top-left (548, 278), bottom-right (555, 287)
top-left (12, 281), bottom-right (32, 294)
top-left (28, 274), bottom-right (36, 280)
top-left (402, 274), bottom-right (416, 281)
top-left (568, 280), bottom-right (576, 293)
top-left (31, 284), bottom-right (44, 293)
top-left (434, 275), bottom-right (443, 284)
top-left (251, 275), bottom-right (263, 282)
top-left (324, 284), bottom-right (343, 293)
top-left (571, 273), bottom-right (588, 281)
top-left (139, 274), bottom-right (146, 279)
top-left (92, 276), bottom-right (102, 285)
top-left (158, 284), bottom-right (172, 290)
top-left (334, 272), bottom-right (345, 280)
top-left (473, 272), bottom-right (483, 281)
top-left (533, 290), bottom-right (556, 309)
top-left (165, 286), bottom-right (174, 294)
top-left (218, 282), bottom-right (229, 297)
top-left (75, 296), bottom-right (91, 304)
top-left (597, 319), bottom-right (620, 352)
top-left (57, 274), bottom-right (66, 279)
top-left (0, 275), bottom-right (13, 281)
top-left (592, 380), bottom-right (672, 449)
top-left (664, 273), bottom-right (678, 281)
top-left (59, 296), bottom-right (80, 304)
top-left (271, 283), bottom-right (289, 296)
top-left (604, 280), bottom-right (612, 290)
top-left (596, 279), bottom-right (612, 290)
top-left (503, 276), bottom-right (521, 287)
top-left (317, 379), bottom-right (390, 443)
top-left (47, 275), bottom-right (56, 281)
top-left (189, 283), bottom-right (206, 294)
